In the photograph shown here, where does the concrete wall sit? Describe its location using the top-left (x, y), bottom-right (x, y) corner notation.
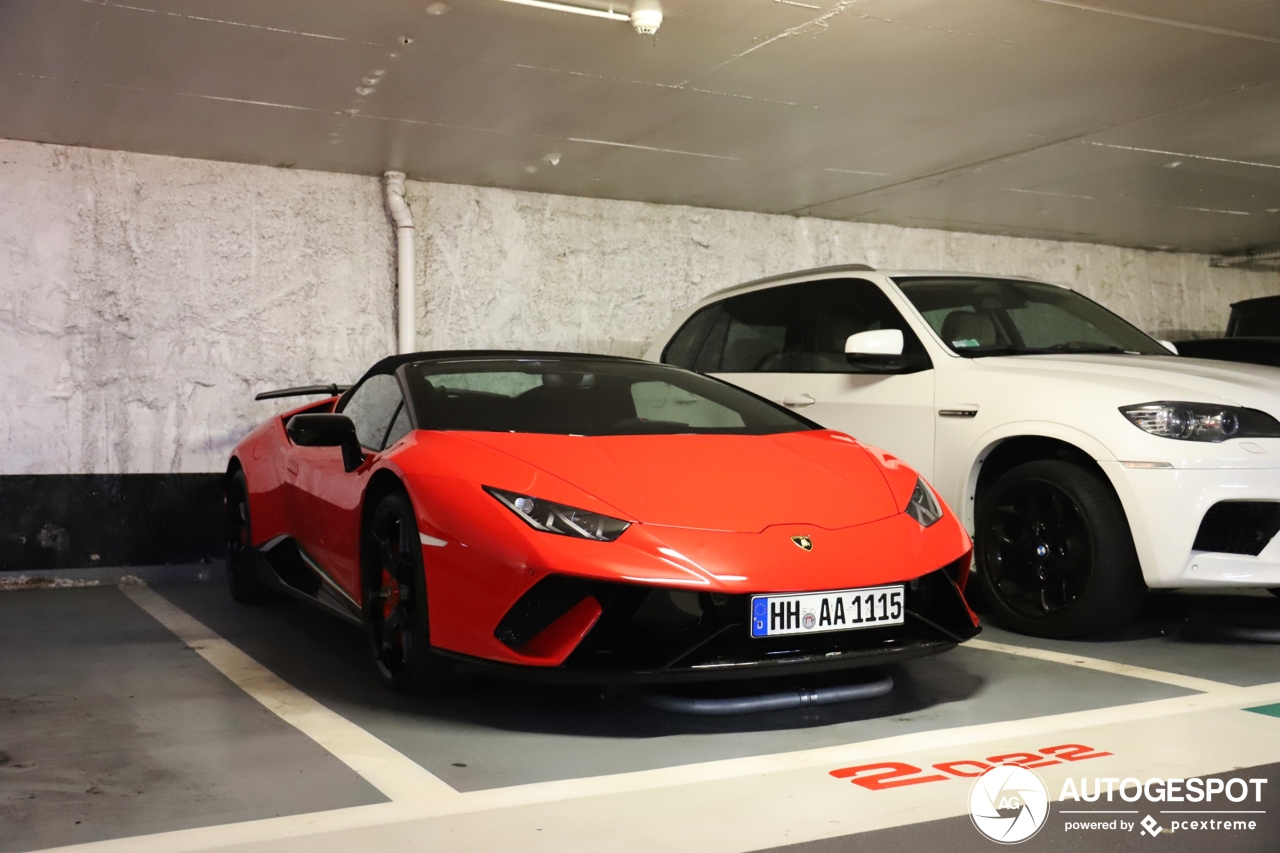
top-left (1, 140), bottom-right (394, 477)
top-left (413, 182), bottom-right (1278, 358)
top-left (4, 138), bottom-right (1278, 476)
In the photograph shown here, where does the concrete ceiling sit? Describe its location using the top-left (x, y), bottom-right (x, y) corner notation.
top-left (3, 0), bottom-right (1280, 255)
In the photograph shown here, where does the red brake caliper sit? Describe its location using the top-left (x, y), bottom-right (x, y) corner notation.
top-left (380, 569), bottom-right (401, 620)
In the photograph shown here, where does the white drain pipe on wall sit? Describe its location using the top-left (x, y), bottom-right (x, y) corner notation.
top-left (383, 172), bottom-right (416, 355)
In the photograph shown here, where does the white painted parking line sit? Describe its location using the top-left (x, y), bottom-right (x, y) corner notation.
top-left (120, 584), bottom-right (457, 805)
top-left (380, 702), bottom-right (1280, 853)
top-left (32, 674), bottom-right (1280, 853)
top-left (44, 588), bottom-right (1275, 853)
top-left (34, 683), bottom-right (1280, 853)
top-left (30, 804), bottom-right (420, 853)
top-left (452, 679), bottom-right (1280, 815)
top-left (965, 637), bottom-right (1231, 693)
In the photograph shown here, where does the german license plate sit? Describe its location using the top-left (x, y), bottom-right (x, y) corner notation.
top-left (750, 585), bottom-right (904, 638)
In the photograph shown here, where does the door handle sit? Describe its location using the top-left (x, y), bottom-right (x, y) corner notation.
top-left (286, 459), bottom-right (299, 475)
top-left (782, 393), bottom-right (816, 408)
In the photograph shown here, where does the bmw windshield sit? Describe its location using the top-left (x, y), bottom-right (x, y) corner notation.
top-left (895, 277), bottom-right (1167, 357)
top-left (404, 357), bottom-right (813, 435)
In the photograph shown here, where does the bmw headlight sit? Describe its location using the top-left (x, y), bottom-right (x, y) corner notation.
top-left (1120, 402), bottom-right (1280, 443)
top-left (485, 487), bottom-right (630, 541)
top-left (905, 477), bottom-right (943, 527)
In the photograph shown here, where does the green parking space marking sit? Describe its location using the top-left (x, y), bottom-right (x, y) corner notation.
top-left (1245, 703), bottom-right (1280, 719)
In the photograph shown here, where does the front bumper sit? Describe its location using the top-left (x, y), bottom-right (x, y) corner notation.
top-left (445, 561), bottom-right (978, 684)
top-left (1101, 460), bottom-right (1280, 587)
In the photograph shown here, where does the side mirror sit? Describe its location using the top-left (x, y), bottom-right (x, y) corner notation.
top-left (845, 329), bottom-right (905, 361)
top-left (1159, 340), bottom-right (1179, 355)
top-left (286, 414), bottom-right (365, 473)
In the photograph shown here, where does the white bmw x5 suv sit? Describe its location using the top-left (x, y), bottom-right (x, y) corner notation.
top-left (648, 265), bottom-right (1280, 638)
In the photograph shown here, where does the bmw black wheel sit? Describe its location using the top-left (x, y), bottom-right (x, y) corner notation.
top-left (364, 491), bottom-right (446, 694)
top-left (976, 460), bottom-right (1145, 638)
top-left (225, 469), bottom-right (278, 604)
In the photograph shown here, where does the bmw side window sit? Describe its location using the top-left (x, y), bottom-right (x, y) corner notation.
top-left (693, 309), bottom-right (731, 373)
top-left (695, 285), bottom-right (807, 372)
top-left (341, 374), bottom-right (404, 450)
top-left (802, 279), bottom-right (932, 374)
top-left (662, 304), bottom-right (721, 370)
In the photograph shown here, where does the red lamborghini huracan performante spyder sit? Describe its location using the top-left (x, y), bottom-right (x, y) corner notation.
top-left (227, 352), bottom-right (979, 693)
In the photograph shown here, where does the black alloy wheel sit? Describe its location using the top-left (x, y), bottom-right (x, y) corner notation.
top-left (364, 491), bottom-right (446, 694)
top-left (225, 469), bottom-right (278, 604)
top-left (976, 460), bottom-right (1145, 638)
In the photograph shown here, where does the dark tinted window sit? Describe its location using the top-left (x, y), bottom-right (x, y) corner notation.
top-left (340, 374), bottom-right (404, 450)
top-left (897, 277), bottom-right (1166, 357)
top-left (404, 358), bottom-right (811, 436)
top-left (693, 285), bottom-right (807, 372)
top-left (662, 304), bottom-right (720, 369)
top-left (1230, 302), bottom-right (1280, 337)
top-left (802, 279), bottom-right (931, 373)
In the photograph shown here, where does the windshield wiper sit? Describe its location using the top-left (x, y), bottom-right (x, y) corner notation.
top-left (953, 346), bottom-right (1039, 357)
top-left (954, 344), bottom-right (1131, 358)
top-left (1042, 342), bottom-right (1130, 354)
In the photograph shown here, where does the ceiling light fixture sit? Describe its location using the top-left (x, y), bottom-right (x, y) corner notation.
top-left (498, 0), bottom-right (629, 22)
top-left (495, 0), bottom-right (662, 34)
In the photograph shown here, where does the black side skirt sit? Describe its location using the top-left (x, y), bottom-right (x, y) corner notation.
top-left (253, 536), bottom-right (364, 626)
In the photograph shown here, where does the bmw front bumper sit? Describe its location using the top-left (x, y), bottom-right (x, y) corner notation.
top-left (1102, 460), bottom-right (1280, 588)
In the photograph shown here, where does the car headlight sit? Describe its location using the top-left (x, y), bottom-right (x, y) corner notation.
top-left (1120, 402), bottom-right (1280, 443)
top-left (905, 477), bottom-right (943, 527)
top-left (485, 487), bottom-right (630, 541)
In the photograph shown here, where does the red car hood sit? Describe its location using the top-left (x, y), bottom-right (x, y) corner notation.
top-left (455, 430), bottom-right (902, 533)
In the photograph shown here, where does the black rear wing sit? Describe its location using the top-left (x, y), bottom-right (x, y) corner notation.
top-left (254, 384), bottom-right (350, 401)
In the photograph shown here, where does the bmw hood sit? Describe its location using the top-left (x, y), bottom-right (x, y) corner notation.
top-left (973, 353), bottom-right (1280, 413)
top-left (455, 430), bottom-right (903, 533)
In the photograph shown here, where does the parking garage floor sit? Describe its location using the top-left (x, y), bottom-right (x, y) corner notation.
top-left (3, 570), bottom-right (1279, 853)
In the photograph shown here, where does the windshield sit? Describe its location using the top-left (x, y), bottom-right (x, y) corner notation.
top-left (895, 277), bottom-right (1167, 357)
top-left (403, 357), bottom-right (813, 436)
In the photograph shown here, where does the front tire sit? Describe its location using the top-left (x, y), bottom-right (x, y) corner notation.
top-left (364, 490), bottom-right (447, 694)
top-left (976, 460), bottom-right (1145, 638)
top-left (225, 469), bottom-right (278, 605)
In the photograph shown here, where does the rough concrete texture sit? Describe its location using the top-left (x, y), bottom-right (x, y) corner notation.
top-left (3, 137), bottom-right (1278, 475)
top-left (411, 181), bottom-right (1280, 358)
top-left (1, 140), bottom-right (394, 476)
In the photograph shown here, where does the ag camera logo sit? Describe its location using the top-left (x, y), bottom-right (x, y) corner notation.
top-left (970, 764), bottom-right (1050, 844)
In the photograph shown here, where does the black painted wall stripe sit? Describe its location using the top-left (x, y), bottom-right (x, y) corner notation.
top-left (0, 474), bottom-right (224, 571)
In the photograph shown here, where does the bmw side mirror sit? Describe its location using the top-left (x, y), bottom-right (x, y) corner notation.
top-left (286, 414), bottom-right (366, 473)
top-left (845, 329), bottom-right (905, 363)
